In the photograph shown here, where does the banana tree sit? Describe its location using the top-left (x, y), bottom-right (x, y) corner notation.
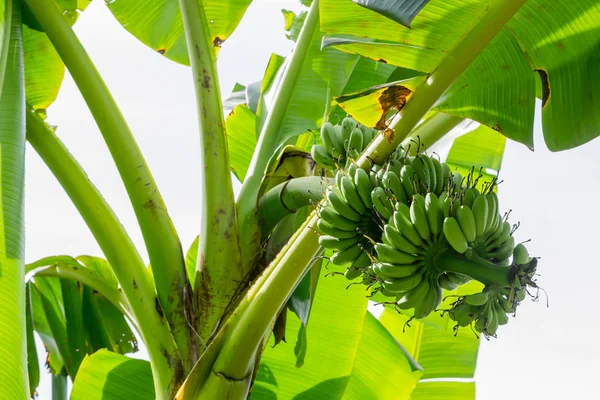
top-left (1, 0), bottom-right (598, 398)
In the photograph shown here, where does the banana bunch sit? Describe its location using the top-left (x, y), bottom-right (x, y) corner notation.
top-left (311, 116), bottom-right (379, 170)
top-left (449, 289), bottom-right (512, 337)
top-left (317, 165), bottom-right (381, 277)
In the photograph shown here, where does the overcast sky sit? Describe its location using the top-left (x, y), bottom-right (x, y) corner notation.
top-left (31, 1), bottom-right (600, 399)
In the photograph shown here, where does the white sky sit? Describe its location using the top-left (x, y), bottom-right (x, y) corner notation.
top-left (30, 1), bottom-right (600, 399)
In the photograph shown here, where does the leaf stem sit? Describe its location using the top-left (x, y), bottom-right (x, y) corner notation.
top-left (25, 110), bottom-right (180, 399)
top-left (402, 112), bottom-right (463, 154)
top-left (23, 0), bottom-right (192, 373)
top-left (236, 0), bottom-right (321, 266)
top-left (51, 373), bottom-right (68, 400)
top-left (178, 0), bottom-right (243, 349)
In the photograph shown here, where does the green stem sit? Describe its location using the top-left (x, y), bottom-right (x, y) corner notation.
top-left (435, 250), bottom-right (512, 287)
top-left (357, 0), bottom-right (528, 168)
top-left (236, 0), bottom-right (321, 267)
top-left (403, 112), bottom-right (463, 155)
top-left (25, 263), bottom-right (131, 319)
top-left (258, 177), bottom-right (332, 238)
top-left (51, 373), bottom-right (68, 400)
top-left (0, 4), bottom-right (27, 398)
top-left (23, 0), bottom-right (192, 372)
top-left (178, 0), bottom-right (243, 349)
top-left (25, 110), bottom-right (180, 399)
top-left (0, 0), bottom-right (12, 96)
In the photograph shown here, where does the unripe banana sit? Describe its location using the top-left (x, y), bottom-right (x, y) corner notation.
top-left (371, 187), bottom-right (393, 220)
top-left (375, 262), bottom-right (423, 279)
top-left (354, 168), bottom-right (374, 209)
top-left (472, 195), bottom-right (489, 238)
top-left (438, 273), bottom-right (459, 291)
top-left (441, 163), bottom-right (452, 192)
top-left (474, 315), bottom-right (487, 333)
top-left (352, 251), bottom-right (372, 268)
top-left (463, 188), bottom-right (477, 208)
top-left (326, 189), bottom-right (361, 222)
top-left (488, 221), bottom-right (511, 249)
top-left (318, 235), bottom-right (360, 250)
top-left (330, 125), bottom-right (345, 160)
top-left (384, 225), bottom-right (421, 255)
top-left (340, 176), bottom-right (366, 213)
top-left (398, 278), bottom-right (430, 310)
top-left (452, 304), bottom-right (475, 327)
top-left (341, 116), bottom-right (356, 145)
top-left (446, 272), bottom-right (471, 285)
top-left (422, 156), bottom-right (437, 194)
top-left (393, 210), bottom-right (424, 247)
top-left (330, 245), bottom-right (363, 265)
top-left (320, 122), bottom-right (336, 155)
top-left (485, 192), bottom-right (499, 230)
top-left (442, 195), bottom-right (452, 218)
top-left (335, 170), bottom-right (344, 189)
top-left (348, 127), bottom-right (364, 153)
top-left (513, 243), bottom-right (530, 265)
top-left (498, 296), bottom-right (513, 313)
top-left (344, 267), bottom-right (362, 280)
top-left (412, 156), bottom-right (430, 190)
top-left (382, 270), bottom-right (425, 294)
top-left (369, 170), bottom-right (378, 188)
top-left (494, 303), bottom-right (509, 326)
top-left (396, 202), bottom-right (411, 221)
top-left (347, 163), bottom-right (357, 179)
top-left (359, 125), bottom-right (374, 145)
top-left (431, 157), bottom-right (444, 194)
top-left (489, 235), bottom-right (515, 262)
top-left (456, 205), bottom-right (477, 243)
top-left (317, 219), bottom-right (357, 237)
top-left (425, 192), bottom-right (443, 236)
top-left (443, 217), bottom-right (468, 253)
top-left (410, 194), bottom-right (431, 242)
top-left (319, 206), bottom-right (357, 231)
top-left (400, 165), bottom-right (416, 198)
top-left (465, 291), bottom-right (489, 306)
top-left (414, 278), bottom-right (443, 319)
top-left (486, 309), bottom-right (499, 335)
top-left (452, 171), bottom-right (463, 191)
top-left (375, 243), bottom-right (423, 264)
top-left (311, 145), bottom-right (334, 167)
top-left (382, 171), bottom-right (408, 204)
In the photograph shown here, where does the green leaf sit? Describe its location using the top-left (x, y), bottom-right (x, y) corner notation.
top-left (0, 6), bottom-right (27, 398)
top-left (223, 83), bottom-right (246, 116)
top-left (252, 268), bottom-right (369, 398)
top-left (282, 9), bottom-right (307, 42)
top-left (350, 0), bottom-right (430, 28)
top-left (343, 313), bottom-right (423, 399)
top-left (71, 350), bottom-right (154, 400)
top-left (185, 235), bottom-right (199, 287)
top-left (445, 124), bottom-right (507, 174)
top-left (506, 0), bottom-right (600, 151)
top-left (226, 104), bottom-right (257, 182)
top-left (106, 0), bottom-right (252, 65)
top-left (411, 381), bottom-right (475, 400)
top-left (60, 279), bottom-right (87, 376)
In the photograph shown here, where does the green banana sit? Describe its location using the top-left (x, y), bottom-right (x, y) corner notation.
top-left (348, 127), bottom-right (364, 153)
top-left (494, 303), bottom-right (509, 326)
top-left (371, 187), bottom-right (393, 219)
top-left (384, 225), bottom-right (422, 255)
top-left (414, 278), bottom-right (442, 319)
top-left (422, 155), bottom-right (437, 194)
top-left (443, 217), bottom-right (469, 253)
top-left (410, 194), bottom-right (431, 242)
top-left (352, 251), bottom-right (372, 268)
top-left (425, 192), bottom-right (443, 237)
top-left (463, 188), bottom-right (477, 208)
top-left (344, 267), bottom-right (362, 280)
top-left (383, 171), bottom-right (408, 204)
top-left (488, 221), bottom-right (511, 249)
top-left (320, 122), bottom-right (336, 155)
top-left (456, 205), bottom-right (477, 243)
top-left (311, 145), bottom-right (334, 167)
top-left (440, 163), bottom-right (452, 192)
top-left (442, 195), bottom-right (452, 218)
top-left (326, 189), bottom-right (361, 222)
top-left (335, 170), bottom-right (344, 189)
top-left (341, 116), bottom-right (356, 145)
top-left (412, 156), bottom-right (430, 190)
top-left (330, 125), bottom-right (345, 160)
top-left (369, 169), bottom-right (378, 188)
top-left (393, 211), bottom-right (424, 247)
top-left (513, 243), bottom-right (530, 264)
top-left (486, 308), bottom-right (499, 335)
top-left (446, 272), bottom-right (471, 285)
top-left (452, 304), bottom-right (475, 327)
top-left (375, 243), bottom-right (423, 264)
top-left (489, 235), bottom-right (515, 261)
top-left (341, 175), bottom-right (366, 213)
top-left (330, 245), bottom-right (363, 266)
top-left (318, 235), bottom-right (360, 250)
top-left (438, 273), bottom-right (459, 291)
top-left (359, 124), bottom-right (373, 145)
top-left (354, 168), bottom-right (374, 209)
top-left (485, 192), bottom-right (498, 231)
top-left (431, 157), bottom-right (444, 194)
top-left (400, 165), bottom-right (416, 199)
top-left (382, 270), bottom-right (425, 294)
top-left (317, 219), bottom-right (358, 237)
top-left (472, 195), bottom-right (488, 238)
top-left (320, 206), bottom-right (357, 231)
top-left (452, 171), bottom-right (463, 191)
top-left (465, 291), bottom-right (489, 306)
top-left (375, 262), bottom-right (423, 279)
top-left (398, 278), bottom-right (430, 310)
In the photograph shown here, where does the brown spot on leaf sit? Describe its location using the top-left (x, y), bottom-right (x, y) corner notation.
top-left (157, 49), bottom-right (166, 55)
top-left (144, 199), bottom-right (157, 216)
top-left (535, 69), bottom-right (550, 108)
top-left (375, 85), bottom-right (413, 130)
top-left (213, 37), bottom-right (225, 47)
top-left (155, 297), bottom-right (165, 319)
top-left (492, 123), bottom-right (503, 133)
top-left (384, 128), bottom-right (395, 142)
top-left (132, 279), bottom-right (137, 289)
top-left (377, 58), bottom-right (388, 64)
top-left (555, 41), bottom-right (564, 50)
